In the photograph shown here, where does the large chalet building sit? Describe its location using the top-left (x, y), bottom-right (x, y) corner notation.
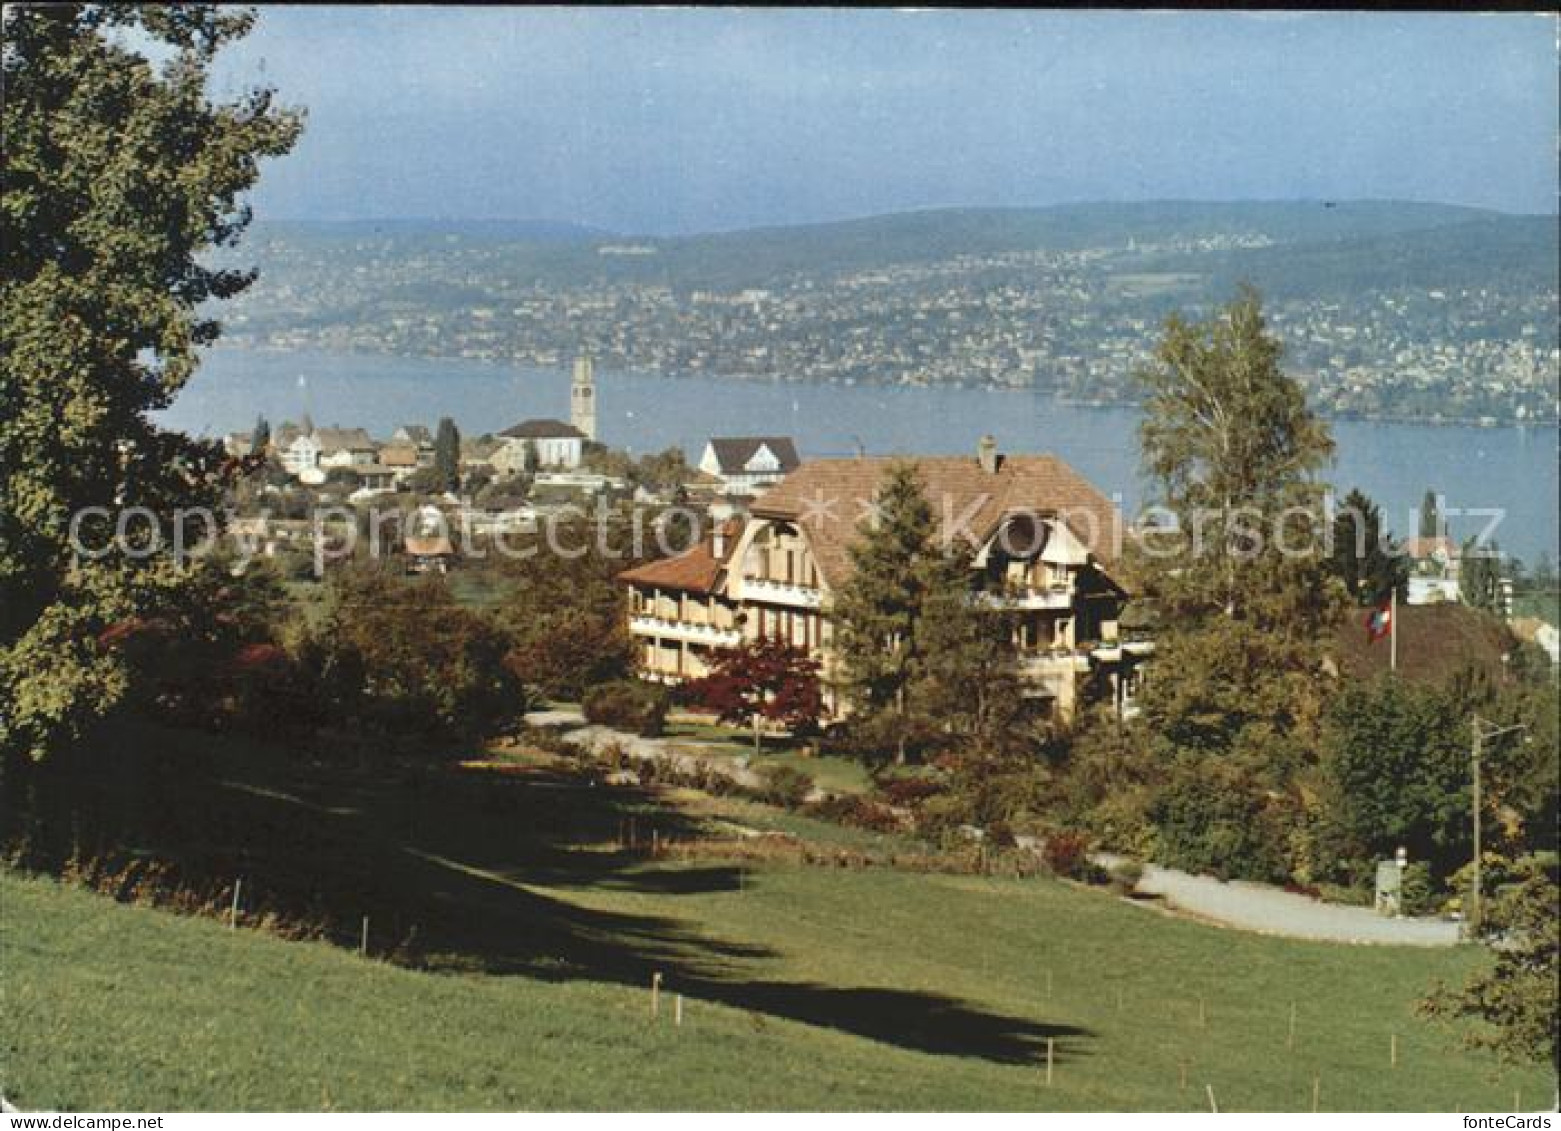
top-left (618, 438), bottom-right (1151, 721)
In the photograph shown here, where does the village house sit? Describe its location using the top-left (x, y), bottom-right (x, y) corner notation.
top-left (493, 419), bottom-right (587, 471)
top-left (618, 437), bottom-right (1151, 722)
top-left (1404, 535), bottom-right (1462, 605)
top-left (697, 436), bottom-right (801, 497)
top-left (391, 424), bottom-right (437, 466)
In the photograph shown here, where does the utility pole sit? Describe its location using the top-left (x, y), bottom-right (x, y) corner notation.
top-left (1467, 715), bottom-right (1529, 937)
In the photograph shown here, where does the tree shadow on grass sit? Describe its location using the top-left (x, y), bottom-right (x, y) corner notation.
top-left (2, 719), bottom-right (1093, 1067)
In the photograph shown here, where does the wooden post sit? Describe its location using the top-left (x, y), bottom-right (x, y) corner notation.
top-left (675, 994), bottom-right (683, 1028)
top-left (230, 878), bottom-right (241, 929)
top-left (1287, 1001), bottom-right (1297, 1050)
top-left (1205, 1084), bottom-right (1218, 1113)
top-left (1197, 995), bottom-right (1207, 1028)
top-left (1390, 1032), bottom-right (1398, 1068)
top-left (1116, 986), bottom-right (1124, 1012)
top-left (652, 829), bottom-right (660, 857)
top-left (1179, 1061), bottom-right (1188, 1091)
top-left (651, 972), bottom-right (662, 1018)
top-left (1045, 1038), bottom-right (1054, 1087)
top-left (1045, 968), bottom-right (1053, 1000)
top-left (360, 915), bottom-right (369, 956)
top-left (1311, 1075), bottom-right (1320, 1113)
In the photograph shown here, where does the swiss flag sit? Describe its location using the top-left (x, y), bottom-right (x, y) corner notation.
top-left (1364, 599), bottom-right (1393, 644)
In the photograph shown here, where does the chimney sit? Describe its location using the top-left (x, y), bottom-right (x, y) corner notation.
top-left (712, 522), bottom-right (728, 560)
top-left (977, 434), bottom-right (999, 474)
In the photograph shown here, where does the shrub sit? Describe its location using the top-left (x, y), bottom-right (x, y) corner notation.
top-left (582, 680), bottom-right (669, 737)
top-left (876, 776), bottom-right (946, 806)
top-left (1043, 831), bottom-right (1093, 879)
top-left (808, 795), bottom-right (906, 833)
top-left (1148, 763), bottom-right (1290, 883)
top-left (755, 763), bottom-right (815, 809)
top-left (1399, 860), bottom-right (1437, 917)
top-left (1109, 858), bottom-right (1146, 896)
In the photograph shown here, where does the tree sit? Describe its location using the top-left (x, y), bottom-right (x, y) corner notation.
top-left (831, 462), bottom-right (986, 764)
top-left (1318, 678), bottom-right (1472, 879)
top-left (1419, 488), bottom-right (1444, 540)
top-left (1421, 860), bottom-right (1559, 1078)
top-left (434, 416), bottom-right (461, 494)
top-left (1, 6), bottom-right (302, 758)
top-left (684, 636), bottom-right (823, 753)
top-left (249, 414), bottom-right (271, 455)
top-left (1328, 487), bottom-right (1408, 604)
top-left (1460, 538), bottom-right (1504, 613)
top-left (1132, 287), bottom-right (1340, 879)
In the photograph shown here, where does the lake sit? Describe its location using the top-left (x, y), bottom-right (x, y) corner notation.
top-left (161, 348), bottom-right (1561, 564)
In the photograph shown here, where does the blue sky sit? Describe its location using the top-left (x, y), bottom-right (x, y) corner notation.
top-left (211, 8), bottom-right (1560, 234)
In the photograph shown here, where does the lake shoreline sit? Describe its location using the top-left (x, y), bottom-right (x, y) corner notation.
top-left (208, 343), bottom-right (1561, 432)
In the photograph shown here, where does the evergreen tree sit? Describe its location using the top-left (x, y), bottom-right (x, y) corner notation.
top-left (831, 462), bottom-right (994, 763)
top-left (434, 416), bottom-right (461, 494)
top-left (1460, 538), bottom-right (1504, 614)
top-left (1328, 487), bottom-right (1408, 604)
top-left (1419, 488), bottom-right (1443, 539)
top-left (249, 414), bottom-right (271, 455)
top-left (1, 5), bottom-right (302, 757)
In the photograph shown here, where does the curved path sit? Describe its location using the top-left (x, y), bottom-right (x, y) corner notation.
top-left (527, 712), bottom-right (1461, 946)
top-left (1095, 853), bottom-right (1462, 946)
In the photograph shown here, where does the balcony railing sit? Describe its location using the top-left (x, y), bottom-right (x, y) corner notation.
top-left (740, 576), bottom-right (824, 608)
top-left (628, 614), bottom-right (742, 647)
top-left (975, 588), bottom-right (1073, 611)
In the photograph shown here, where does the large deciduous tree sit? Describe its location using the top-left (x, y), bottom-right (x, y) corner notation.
top-left (1, 5), bottom-right (302, 757)
top-left (1132, 286), bottom-right (1340, 879)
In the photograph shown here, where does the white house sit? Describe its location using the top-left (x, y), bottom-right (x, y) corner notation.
top-left (495, 419), bottom-right (586, 471)
top-left (698, 436), bottom-right (800, 497)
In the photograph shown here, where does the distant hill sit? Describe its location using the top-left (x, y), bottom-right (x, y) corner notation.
top-left (1157, 215), bottom-right (1561, 303)
top-left (246, 200), bottom-right (1528, 290)
top-left (255, 217), bottom-right (614, 245)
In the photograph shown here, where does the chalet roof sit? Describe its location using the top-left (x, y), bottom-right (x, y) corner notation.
top-left (500, 419), bottom-right (586, 440)
top-left (618, 520), bottom-right (743, 595)
top-left (706, 436), bottom-right (800, 475)
top-left (752, 454), bottom-right (1124, 588)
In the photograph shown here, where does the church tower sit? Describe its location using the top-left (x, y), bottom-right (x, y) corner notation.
top-left (570, 354), bottom-right (597, 441)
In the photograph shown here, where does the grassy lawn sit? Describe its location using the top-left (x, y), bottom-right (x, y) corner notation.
top-left (2, 724), bottom-right (1549, 1111)
top-left (661, 718), bottom-right (874, 796)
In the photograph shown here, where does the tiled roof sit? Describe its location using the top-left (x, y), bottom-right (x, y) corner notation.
top-left (618, 520), bottom-right (742, 594)
top-left (752, 454), bottom-right (1124, 588)
top-left (500, 419), bottom-right (586, 440)
top-left (706, 436), bottom-right (800, 475)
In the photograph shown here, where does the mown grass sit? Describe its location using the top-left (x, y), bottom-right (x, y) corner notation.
top-left (2, 721), bottom-right (1549, 1111)
top-left (3, 858), bottom-right (1549, 1110)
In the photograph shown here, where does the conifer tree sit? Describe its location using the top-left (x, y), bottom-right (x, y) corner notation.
top-left (434, 416), bottom-right (461, 493)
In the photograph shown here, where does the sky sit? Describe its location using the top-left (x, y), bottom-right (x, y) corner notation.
top-left (208, 8), bottom-right (1560, 236)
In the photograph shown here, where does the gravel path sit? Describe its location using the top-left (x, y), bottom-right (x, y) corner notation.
top-left (528, 711), bottom-right (1459, 945)
top-left (523, 709), bottom-right (766, 791)
top-left (1096, 853), bottom-right (1461, 946)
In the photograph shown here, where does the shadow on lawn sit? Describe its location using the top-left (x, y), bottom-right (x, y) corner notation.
top-left (1, 719), bottom-right (1090, 1066)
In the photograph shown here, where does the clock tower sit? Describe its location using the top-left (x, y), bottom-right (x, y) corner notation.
top-left (570, 354), bottom-right (597, 442)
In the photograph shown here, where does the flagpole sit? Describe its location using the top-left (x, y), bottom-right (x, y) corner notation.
top-left (1390, 586), bottom-right (1398, 673)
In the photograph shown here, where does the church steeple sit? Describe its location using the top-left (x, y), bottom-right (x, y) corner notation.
top-left (570, 354), bottom-right (597, 441)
